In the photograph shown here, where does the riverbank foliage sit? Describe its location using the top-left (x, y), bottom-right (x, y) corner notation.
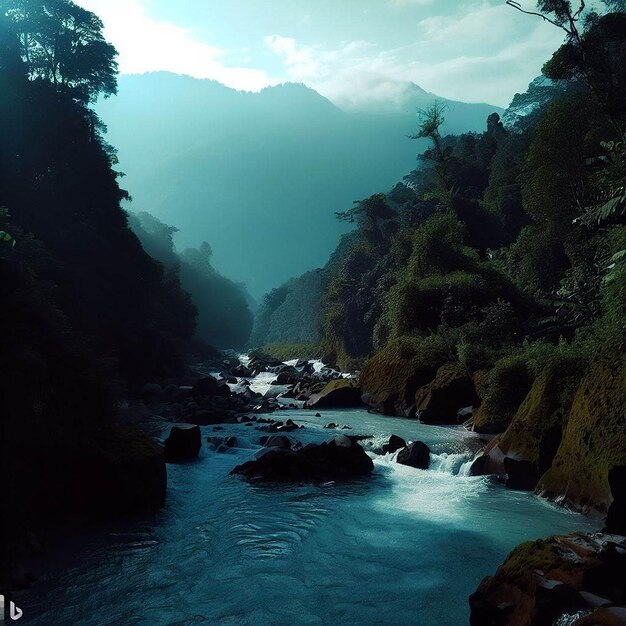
top-left (319, 6), bottom-right (626, 383)
top-left (0, 0), bottom-right (247, 574)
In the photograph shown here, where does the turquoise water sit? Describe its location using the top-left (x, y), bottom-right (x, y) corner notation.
top-left (19, 409), bottom-right (597, 625)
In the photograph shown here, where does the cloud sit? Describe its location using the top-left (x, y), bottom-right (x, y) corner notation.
top-left (265, 2), bottom-right (566, 108)
top-left (76, 0), bottom-right (566, 110)
top-left (75, 0), bottom-right (275, 91)
top-left (388, 0), bottom-right (435, 6)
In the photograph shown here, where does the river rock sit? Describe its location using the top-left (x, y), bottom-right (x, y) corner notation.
top-left (360, 338), bottom-right (445, 416)
top-left (397, 441), bottom-right (430, 469)
top-left (469, 435), bottom-right (507, 476)
top-left (164, 424), bottom-right (201, 460)
top-left (415, 363), bottom-right (479, 424)
top-left (188, 409), bottom-right (228, 425)
top-left (382, 435), bottom-right (407, 455)
top-left (260, 435), bottom-right (294, 450)
top-left (231, 437), bottom-right (374, 482)
top-left (305, 379), bottom-right (362, 409)
top-left (141, 383), bottom-right (164, 404)
top-left (230, 364), bottom-right (252, 377)
top-left (275, 371), bottom-right (298, 385)
top-left (469, 532), bottom-right (626, 626)
top-left (191, 376), bottom-right (231, 399)
top-left (208, 436), bottom-right (237, 450)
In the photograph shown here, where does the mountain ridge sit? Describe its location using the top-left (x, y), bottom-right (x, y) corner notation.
top-left (98, 72), bottom-right (504, 296)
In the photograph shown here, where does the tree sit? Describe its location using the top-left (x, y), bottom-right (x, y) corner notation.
top-left (411, 102), bottom-right (454, 208)
top-left (336, 193), bottom-right (395, 241)
top-left (507, 1), bottom-right (626, 116)
top-left (3, 0), bottom-right (117, 102)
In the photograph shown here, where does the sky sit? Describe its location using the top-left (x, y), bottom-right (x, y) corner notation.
top-left (75, 0), bottom-right (568, 109)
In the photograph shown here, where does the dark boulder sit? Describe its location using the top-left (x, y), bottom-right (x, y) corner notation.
top-left (231, 436), bottom-right (373, 482)
top-left (469, 533), bottom-right (626, 626)
top-left (397, 441), bottom-right (430, 470)
top-left (141, 383), bottom-right (164, 404)
top-left (324, 423), bottom-right (337, 429)
top-left (415, 363), bottom-right (479, 424)
top-left (275, 371), bottom-right (299, 385)
top-left (259, 435), bottom-right (294, 449)
top-left (382, 435), bottom-right (407, 455)
top-left (164, 424), bottom-right (201, 461)
top-left (191, 376), bottom-right (231, 399)
top-left (305, 379), bottom-right (362, 409)
top-left (230, 364), bottom-right (252, 377)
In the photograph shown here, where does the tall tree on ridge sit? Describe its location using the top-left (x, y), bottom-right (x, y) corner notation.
top-left (2, 0), bottom-right (117, 102)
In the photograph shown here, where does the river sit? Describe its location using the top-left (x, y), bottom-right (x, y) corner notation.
top-left (19, 408), bottom-right (597, 625)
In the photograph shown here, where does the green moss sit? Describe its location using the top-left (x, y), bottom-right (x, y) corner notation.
top-left (415, 362), bottom-right (479, 424)
top-left (538, 354), bottom-right (626, 513)
top-left (499, 356), bottom-right (586, 468)
top-left (472, 355), bottom-right (534, 434)
top-left (360, 335), bottom-right (448, 416)
top-left (487, 534), bottom-right (593, 594)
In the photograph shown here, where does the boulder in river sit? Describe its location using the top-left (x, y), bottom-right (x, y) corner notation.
top-left (382, 435), bottom-right (407, 455)
top-left (141, 383), bottom-right (164, 404)
top-left (305, 379), bottom-right (362, 409)
top-left (469, 532), bottom-right (626, 626)
top-left (259, 435), bottom-right (294, 450)
top-left (415, 363), bottom-right (479, 424)
top-left (397, 441), bottom-right (430, 470)
top-left (164, 424), bottom-right (201, 461)
top-left (208, 436), bottom-right (237, 451)
top-left (360, 337), bottom-right (446, 416)
top-left (231, 436), bottom-right (373, 482)
top-left (191, 376), bottom-right (231, 399)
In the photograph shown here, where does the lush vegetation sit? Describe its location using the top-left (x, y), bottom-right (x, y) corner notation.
top-left (319, 2), bottom-right (625, 384)
top-left (0, 0), bottom-right (249, 572)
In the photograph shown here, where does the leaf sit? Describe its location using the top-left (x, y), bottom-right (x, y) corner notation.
top-left (0, 231), bottom-right (16, 247)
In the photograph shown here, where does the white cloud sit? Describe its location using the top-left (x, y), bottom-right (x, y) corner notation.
top-left (265, 2), bottom-right (566, 108)
top-left (75, 0), bottom-right (275, 91)
top-left (76, 0), bottom-right (566, 110)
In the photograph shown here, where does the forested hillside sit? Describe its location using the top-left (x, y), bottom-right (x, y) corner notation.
top-left (0, 0), bottom-right (247, 577)
top-left (257, 2), bottom-right (626, 516)
top-left (129, 211), bottom-right (253, 350)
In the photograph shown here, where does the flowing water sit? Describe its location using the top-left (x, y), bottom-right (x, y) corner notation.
top-left (19, 409), bottom-right (597, 626)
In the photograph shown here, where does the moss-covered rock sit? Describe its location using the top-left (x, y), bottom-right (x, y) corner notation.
top-left (360, 335), bottom-right (447, 416)
top-left (305, 379), bottom-right (362, 409)
top-left (415, 362), bottom-right (479, 424)
top-left (470, 533), bottom-right (626, 626)
top-left (469, 532), bottom-right (626, 626)
top-left (472, 356), bottom-right (534, 434)
top-left (537, 357), bottom-right (626, 513)
top-left (495, 357), bottom-right (586, 489)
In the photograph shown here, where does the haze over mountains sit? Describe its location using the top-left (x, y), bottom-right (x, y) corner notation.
top-left (98, 72), bottom-right (503, 296)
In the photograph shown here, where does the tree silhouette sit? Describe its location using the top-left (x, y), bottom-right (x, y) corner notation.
top-left (3, 0), bottom-right (117, 101)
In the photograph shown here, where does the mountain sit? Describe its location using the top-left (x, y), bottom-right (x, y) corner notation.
top-left (98, 72), bottom-right (503, 296)
top-left (502, 76), bottom-right (578, 132)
